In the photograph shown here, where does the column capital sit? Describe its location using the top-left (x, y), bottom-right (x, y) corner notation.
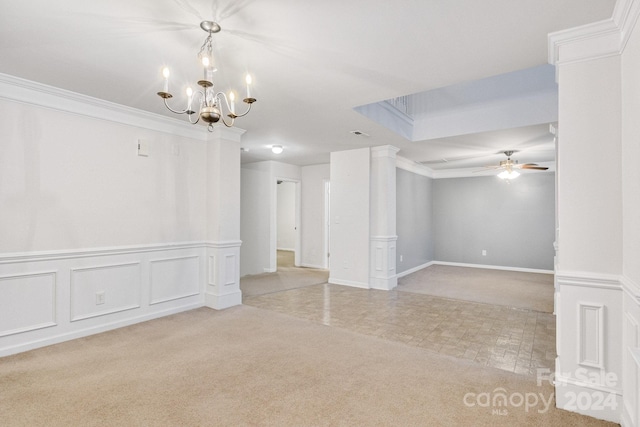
top-left (371, 145), bottom-right (400, 159)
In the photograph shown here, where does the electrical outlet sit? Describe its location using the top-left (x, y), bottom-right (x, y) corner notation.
top-left (482, 250), bottom-right (487, 256)
top-left (96, 291), bottom-right (105, 305)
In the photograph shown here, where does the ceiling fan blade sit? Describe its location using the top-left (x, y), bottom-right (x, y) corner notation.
top-left (521, 165), bottom-right (549, 170)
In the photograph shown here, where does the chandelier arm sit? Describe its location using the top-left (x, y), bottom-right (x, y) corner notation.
top-left (163, 98), bottom-right (190, 115)
top-left (231, 102), bottom-right (253, 118)
top-left (219, 115), bottom-right (236, 127)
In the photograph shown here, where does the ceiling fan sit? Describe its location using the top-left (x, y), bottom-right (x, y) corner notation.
top-left (481, 150), bottom-right (549, 179)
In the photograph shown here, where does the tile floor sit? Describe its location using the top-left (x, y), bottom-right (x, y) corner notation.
top-left (244, 283), bottom-right (556, 377)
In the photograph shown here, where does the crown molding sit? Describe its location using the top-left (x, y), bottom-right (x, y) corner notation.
top-left (0, 72), bottom-right (210, 141)
top-left (395, 155), bottom-right (434, 178)
top-left (548, 0), bottom-right (640, 70)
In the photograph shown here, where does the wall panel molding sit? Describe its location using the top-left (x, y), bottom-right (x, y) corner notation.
top-left (0, 244), bottom-right (206, 357)
top-left (70, 262), bottom-right (141, 322)
top-left (149, 256), bottom-right (200, 305)
top-left (577, 302), bottom-right (605, 368)
top-left (0, 271), bottom-right (57, 337)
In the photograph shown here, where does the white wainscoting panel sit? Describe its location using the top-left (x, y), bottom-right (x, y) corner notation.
top-left (0, 271), bottom-right (57, 337)
top-left (578, 302), bottom-right (604, 368)
top-left (555, 271), bottom-right (623, 423)
top-left (0, 243), bottom-right (206, 357)
top-left (622, 275), bottom-right (640, 427)
top-left (150, 256), bottom-right (200, 305)
top-left (70, 262), bottom-right (141, 321)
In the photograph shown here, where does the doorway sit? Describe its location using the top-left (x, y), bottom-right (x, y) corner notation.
top-left (275, 179), bottom-right (300, 271)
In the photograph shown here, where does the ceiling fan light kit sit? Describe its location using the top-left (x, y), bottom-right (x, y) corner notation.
top-left (491, 150), bottom-right (549, 180)
top-left (157, 21), bottom-right (256, 132)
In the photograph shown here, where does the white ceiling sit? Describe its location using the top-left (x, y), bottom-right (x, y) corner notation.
top-left (0, 0), bottom-right (616, 169)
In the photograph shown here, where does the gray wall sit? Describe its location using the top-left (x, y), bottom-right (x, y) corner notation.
top-left (433, 173), bottom-right (555, 270)
top-left (396, 168), bottom-right (434, 274)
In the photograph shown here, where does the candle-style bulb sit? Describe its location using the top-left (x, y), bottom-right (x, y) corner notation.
top-left (229, 91), bottom-right (235, 113)
top-left (162, 67), bottom-right (170, 93)
top-left (245, 74), bottom-right (252, 99)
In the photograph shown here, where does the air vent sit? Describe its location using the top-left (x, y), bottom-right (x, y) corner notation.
top-left (350, 130), bottom-right (369, 137)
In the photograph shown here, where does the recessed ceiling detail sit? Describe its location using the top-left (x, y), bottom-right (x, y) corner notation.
top-left (354, 65), bottom-right (558, 143)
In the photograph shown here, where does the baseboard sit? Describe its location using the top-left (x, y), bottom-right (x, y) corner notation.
top-left (299, 263), bottom-right (327, 270)
top-left (432, 261), bottom-right (553, 275)
top-left (397, 261), bottom-right (435, 278)
top-left (0, 302), bottom-right (203, 358)
top-left (263, 267), bottom-right (277, 273)
top-left (328, 277), bottom-right (370, 289)
top-left (277, 248), bottom-right (295, 252)
top-left (205, 290), bottom-right (242, 310)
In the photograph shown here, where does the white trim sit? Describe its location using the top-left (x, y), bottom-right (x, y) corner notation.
top-left (396, 261), bottom-right (435, 278)
top-left (328, 277), bottom-right (370, 289)
top-left (577, 302), bottom-right (605, 369)
top-left (370, 235), bottom-right (398, 242)
top-left (395, 155), bottom-right (434, 178)
top-left (205, 240), bottom-right (242, 249)
top-left (621, 275), bottom-right (640, 302)
top-left (0, 303), bottom-right (203, 358)
top-left (205, 290), bottom-right (242, 310)
top-left (277, 248), bottom-right (295, 252)
top-left (432, 261), bottom-right (553, 274)
top-left (556, 271), bottom-right (623, 291)
top-left (371, 145), bottom-right (400, 159)
top-left (548, 0), bottom-right (640, 71)
top-left (0, 72), bottom-right (207, 141)
top-left (431, 163), bottom-right (556, 179)
top-left (0, 241), bottom-right (207, 264)
top-left (298, 263), bottom-right (327, 270)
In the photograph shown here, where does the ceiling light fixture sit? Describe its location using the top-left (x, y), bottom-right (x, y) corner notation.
top-left (498, 169), bottom-right (520, 180)
top-left (157, 21), bottom-right (256, 132)
top-left (271, 145), bottom-right (283, 154)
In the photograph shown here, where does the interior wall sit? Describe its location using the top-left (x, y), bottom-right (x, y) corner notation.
top-left (396, 167), bottom-right (433, 274)
top-left (240, 161), bottom-right (301, 275)
top-left (300, 164), bottom-right (330, 269)
top-left (0, 93), bottom-right (216, 357)
top-left (277, 181), bottom-right (296, 251)
top-left (329, 148), bottom-right (370, 287)
top-left (240, 164), bottom-right (271, 276)
top-left (621, 8), bottom-right (640, 425)
top-left (0, 100), bottom-right (207, 252)
top-left (433, 173), bottom-right (555, 271)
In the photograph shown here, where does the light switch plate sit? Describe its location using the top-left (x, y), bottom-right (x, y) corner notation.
top-left (137, 139), bottom-right (149, 157)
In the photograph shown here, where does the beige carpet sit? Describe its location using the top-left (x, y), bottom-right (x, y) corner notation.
top-left (0, 306), bottom-right (612, 426)
top-left (241, 251), bottom-right (329, 297)
top-left (398, 264), bottom-right (554, 313)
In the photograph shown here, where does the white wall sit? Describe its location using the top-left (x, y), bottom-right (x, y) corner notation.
top-left (549, 1), bottom-right (640, 422)
top-left (0, 77), bottom-right (245, 356)
top-left (329, 148), bottom-right (370, 287)
top-left (621, 6), bottom-right (640, 425)
top-left (300, 164), bottom-right (330, 269)
top-left (0, 73), bottom-right (246, 356)
top-left (240, 161), bottom-right (301, 275)
top-left (277, 181), bottom-right (296, 251)
top-left (0, 100), bottom-right (207, 252)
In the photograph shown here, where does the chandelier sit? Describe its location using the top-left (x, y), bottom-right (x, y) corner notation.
top-left (157, 21), bottom-right (256, 132)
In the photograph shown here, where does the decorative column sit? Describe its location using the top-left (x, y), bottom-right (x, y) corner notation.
top-left (369, 145), bottom-right (400, 290)
top-left (204, 127), bottom-right (244, 309)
